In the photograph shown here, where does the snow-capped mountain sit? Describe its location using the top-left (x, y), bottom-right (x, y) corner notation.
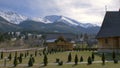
top-left (31, 17), bottom-right (52, 24)
top-left (44, 15), bottom-right (98, 28)
top-left (0, 10), bottom-right (27, 24)
top-left (0, 10), bottom-right (100, 34)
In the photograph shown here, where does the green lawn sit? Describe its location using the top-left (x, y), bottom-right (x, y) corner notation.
top-left (0, 50), bottom-right (120, 68)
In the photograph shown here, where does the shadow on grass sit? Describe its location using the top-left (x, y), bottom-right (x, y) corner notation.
top-left (72, 64), bottom-right (77, 67)
top-left (94, 52), bottom-right (120, 61)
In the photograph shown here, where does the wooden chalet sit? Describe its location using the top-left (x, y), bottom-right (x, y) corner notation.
top-left (96, 10), bottom-right (120, 52)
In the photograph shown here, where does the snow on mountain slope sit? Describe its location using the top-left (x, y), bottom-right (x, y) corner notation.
top-left (0, 9), bottom-right (98, 28)
top-left (58, 16), bottom-right (79, 26)
top-left (32, 17), bottom-right (52, 24)
top-left (44, 15), bottom-right (98, 28)
top-left (44, 15), bottom-right (61, 23)
top-left (0, 10), bottom-right (27, 24)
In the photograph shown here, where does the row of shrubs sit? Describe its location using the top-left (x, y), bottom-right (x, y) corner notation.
top-left (0, 50), bottom-right (119, 67)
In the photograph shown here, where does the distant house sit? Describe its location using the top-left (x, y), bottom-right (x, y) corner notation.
top-left (47, 36), bottom-right (74, 51)
top-left (96, 10), bottom-right (120, 52)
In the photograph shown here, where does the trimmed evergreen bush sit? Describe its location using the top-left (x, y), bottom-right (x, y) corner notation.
top-left (43, 54), bottom-right (48, 66)
top-left (112, 51), bottom-right (116, 60)
top-left (114, 58), bottom-right (118, 64)
top-left (28, 57), bottom-right (33, 67)
top-left (13, 56), bottom-right (18, 67)
top-left (58, 61), bottom-right (63, 66)
top-left (56, 58), bottom-right (60, 63)
top-left (91, 52), bottom-right (94, 61)
top-left (8, 53), bottom-right (12, 61)
top-left (87, 56), bottom-right (92, 65)
top-left (102, 53), bottom-right (105, 65)
top-left (68, 52), bottom-right (72, 62)
top-left (80, 56), bottom-right (83, 62)
top-left (74, 54), bottom-right (78, 65)
top-left (1, 51), bottom-right (3, 59)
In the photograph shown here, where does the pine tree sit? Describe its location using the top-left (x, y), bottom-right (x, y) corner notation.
top-left (19, 53), bottom-right (23, 63)
top-left (35, 50), bottom-right (37, 56)
top-left (91, 52), bottom-right (94, 61)
top-left (27, 51), bottom-right (29, 56)
top-left (8, 53), bottom-right (12, 61)
top-left (1, 51), bottom-right (3, 59)
top-left (87, 56), bottom-right (92, 65)
top-left (28, 57), bottom-right (33, 67)
top-left (24, 52), bottom-right (27, 58)
top-left (15, 51), bottom-right (17, 57)
top-left (68, 52), bottom-right (72, 62)
top-left (74, 54), bottom-right (78, 65)
top-left (102, 53), bottom-right (105, 65)
top-left (13, 56), bottom-right (18, 67)
top-left (43, 54), bottom-right (48, 66)
top-left (112, 51), bottom-right (116, 60)
top-left (80, 56), bottom-right (83, 62)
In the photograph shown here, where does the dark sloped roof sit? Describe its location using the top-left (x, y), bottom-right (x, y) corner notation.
top-left (96, 11), bottom-right (120, 38)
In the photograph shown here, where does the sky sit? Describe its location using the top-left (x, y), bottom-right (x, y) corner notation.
top-left (0, 0), bottom-right (119, 26)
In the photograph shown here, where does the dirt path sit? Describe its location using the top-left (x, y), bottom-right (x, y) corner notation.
top-left (0, 47), bottom-right (44, 52)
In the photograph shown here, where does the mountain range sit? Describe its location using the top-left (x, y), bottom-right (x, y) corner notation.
top-left (0, 10), bottom-right (100, 34)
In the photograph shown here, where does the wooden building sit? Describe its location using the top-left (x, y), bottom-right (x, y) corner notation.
top-left (96, 10), bottom-right (120, 52)
top-left (47, 36), bottom-right (74, 51)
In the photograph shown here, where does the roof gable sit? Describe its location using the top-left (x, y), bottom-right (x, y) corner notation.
top-left (96, 11), bottom-right (120, 38)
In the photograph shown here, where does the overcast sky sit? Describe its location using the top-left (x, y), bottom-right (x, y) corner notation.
top-left (0, 0), bottom-right (119, 26)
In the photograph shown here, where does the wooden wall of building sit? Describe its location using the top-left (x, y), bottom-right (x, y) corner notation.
top-left (98, 37), bottom-right (120, 49)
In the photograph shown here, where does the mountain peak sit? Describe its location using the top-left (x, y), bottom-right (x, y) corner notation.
top-left (0, 10), bottom-right (27, 24)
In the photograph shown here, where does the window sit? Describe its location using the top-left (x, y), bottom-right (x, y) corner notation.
top-left (105, 38), bottom-right (108, 44)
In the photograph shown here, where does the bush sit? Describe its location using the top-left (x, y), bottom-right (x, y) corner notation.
top-left (43, 54), bottom-right (48, 66)
top-left (74, 54), bottom-right (78, 65)
top-left (1, 52), bottom-right (3, 59)
top-left (80, 56), bottom-right (83, 62)
top-left (87, 56), bottom-right (92, 65)
top-left (114, 58), bottom-right (118, 64)
top-left (68, 52), bottom-right (72, 62)
top-left (112, 51), bottom-right (116, 60)
top-left (35, 50), bottom-right (37, 56)
top-left (18, 53), bottom-right (23, 63)
top-left (91, 52), bottom-right (94, 61)
top-left (101, 53), bottom-right (105, 65)
top-left (13, 56), bottom-right (18, 67)
top-left (58, 61), bottom-right (63, 66)
top-left (28, 57), bottom-right (33, 67)
top-left (8, 53), bottom-right (12, 61)
top-left (56, 58), bottom-right (60, 63)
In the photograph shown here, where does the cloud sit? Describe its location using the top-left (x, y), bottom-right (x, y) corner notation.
top-left (0, 0), bottom-right (119, 25)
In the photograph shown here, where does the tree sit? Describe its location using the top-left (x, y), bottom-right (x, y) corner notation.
top-left (87, 56), bottom-right (92, 65)
top-left (112, 51), bottom-right (116, 60)
top-left (8, 53), bottom-right (12, 61)
top-left (28, 57), bottom-right (33, 67)
top-left (114, 58), bottom-right (118, 64)
top-left (74, 54), bottom-right (78, 65)
top-left (28, 54), bottom-right (35, 67)
top-left (35, 50), bottom-right (37, 56)
top-left (58, 61), bottom-right (63, 66)
top-left (80, 56), bottom-right (83, 62)
top-left (18, 53), bottom-right (23, 63)
top-left (1, 51), bottom-right (3, 59)
top-left (56, 58), bottom-right (60, 63)
top-left (27, 51), bottom-right (29, 56)
top-left (91, 52), bottom-right (94, 61)
top-left (15, 51), bottom-right (17, 57)
top-left (43, 54), bottom-right (48, 66)
top-left (68, 52), bottom-right (72, 62)
top-left (102, 53), bottom-right (105, 65)
top-left (13, 56), bottom-right (18, 67)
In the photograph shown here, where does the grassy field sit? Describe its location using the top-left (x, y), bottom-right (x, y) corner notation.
top-left (0, 50), bottom-right (120, 68)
